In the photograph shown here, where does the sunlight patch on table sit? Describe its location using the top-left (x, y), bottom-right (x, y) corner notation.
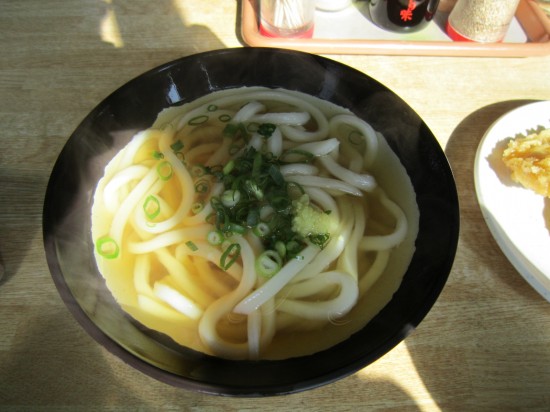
top-left (356, 342), bottom-right (438, 410)
top-left (99, 0), bottom-right (124, 48)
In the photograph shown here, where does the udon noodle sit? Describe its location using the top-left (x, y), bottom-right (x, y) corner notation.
top-left (91, 87), bottom-right (419, 360)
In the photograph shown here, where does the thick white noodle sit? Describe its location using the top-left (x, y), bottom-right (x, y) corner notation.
top-left (250, 112), bottom-right (310, 126)
top-left (103, 165), bottom-right (149, 213)
top-left (198, 237), bottom-right (257, 359)
top-left (329, 114), bottom-right (379, 167)
top-left (142, 128), bottom-right (194, 234)
top-left (292, 197), bottom-right (353, 283)
top-left (128, 225), bottom-right (211, 254)
top-left (118, 129), bottom-right (156, 168)
top-left (318, 155), bottom-right (377, 192)
top-left (110, 166), bottom-right (158, 247)
top-left (133, 254), bottom-right (154, 298)
top-left (154, 282), bottom-right (204, 320)
top-left (266, 126), bottom-right (283, 157)
top-left (233, 245), bottom-right (319, 314)
top-left (275, 271), bottom-right (359, 320)
top-left (291, 138), bottom-right (340, 157)
top-left (175, 241), bottom-right (242, 282)
top-left (286, 175), bottom-right (363, 197)
top-left (279, 163), bottom-right (319, 176)
top-left (154, 248), bottom-right (213, 307)
top-left (359, 250), bottom-right (390, 295)
top-left (247, 309), bottom-right (262, 360)
top-left (360, 190), bottom-right (407, 251)
top-left (336, 198), bottom-right (365, 281)
top-left (303, 186), bottom-right (340, 221)
top-left (182, 182), bottom-right (224, 226)
top-left (233, 101), bottom-right (266, 123)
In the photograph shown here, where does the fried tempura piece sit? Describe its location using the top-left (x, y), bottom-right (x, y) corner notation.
top-left (502, 128), bottom-right (550, 197)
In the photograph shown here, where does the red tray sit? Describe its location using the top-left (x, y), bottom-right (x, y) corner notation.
top-left (240, 0), bottom-right (550, 57)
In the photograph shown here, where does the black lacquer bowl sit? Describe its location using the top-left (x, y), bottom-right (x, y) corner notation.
top-left (43, 48), bottom-right (459, 397)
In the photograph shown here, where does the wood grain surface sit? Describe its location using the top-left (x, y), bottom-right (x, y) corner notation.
top-left (1, 1), bottom-right (549, 410)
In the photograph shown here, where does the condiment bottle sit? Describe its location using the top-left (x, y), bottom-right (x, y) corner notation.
top-left (260, 0), bottom-right (316, 38)
top-left (368, 0), bottom-right (441, 33)
top-left (446, 0), bottom-right (521, 42)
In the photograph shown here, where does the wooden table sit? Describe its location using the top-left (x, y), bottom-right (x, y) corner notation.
top-left (1, 1), bottom-right (549, 410)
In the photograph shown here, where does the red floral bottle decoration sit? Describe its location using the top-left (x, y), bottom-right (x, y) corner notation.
top-left (400, 0), bottom-right (417, 22)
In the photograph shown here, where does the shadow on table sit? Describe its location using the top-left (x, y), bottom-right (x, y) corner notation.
top-left (0, 305), bottom-right (150, 408)
top-left (404, 99), bottom-right (550, 410)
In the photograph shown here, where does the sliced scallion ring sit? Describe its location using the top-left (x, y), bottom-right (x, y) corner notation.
top-left (207, 230), bottom-right (224, 246)
top-left (156, 160), bottom-right (173, 181)
top-left (188, 115), bottom-right (209, 125)
top-left (255, 250), bottom-right (282, 278)
top-left (253, 222), bottom-right (270, 238)
top-left (191, 201), bottom-right (204, 214)
top-left (96, 236), bottom-right (120, 259)
top-left (143, 195), bottom-right (161, 220)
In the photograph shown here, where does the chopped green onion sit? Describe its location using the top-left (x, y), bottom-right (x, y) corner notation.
top-left (207, 230), bottom-right (224, 246)
top-left (188, 115), bottom-right (209, 125)
top-left (228, 143), bottom-right (243, 155)
top-left (96, 236), bottom-right (120, 259)
top-left (280, 149), bottom-right (315, 163)
top-left (253, 222), bottom-right (270, 238)
top-left (246, 209), bottom-right (260, 227)
top-left (224, 222), bottom-right (247, 235)
top-left (223, 123), bottom-right (239, 137)
top-left (223, 122), bottom-right (248, 140)
top-left (207, 104), bottom-right (218, 112)
top-left (191, 165), bottom-right (207, 177)
top-left (257, 123), bottom-right (276, 138)
top-left (152, 150), bottom-right (164, 159)
top-left (268, 164), bottom-right (284, 186)
top-left (255, 250), bottom-right (282, 278)
top-left (156, 160), bottom-right (173, 181)
top-left (143, 195), bottom-right (161, 220)
top-left (223, 160), bottom-right (235, 175)
top-left (221, 189), bottom-right (241, 207)
top-left (186, 241), bottom-right (198, 251)
top-left (243, 179), bottom-right (263, 201)
top-left (252, 151), bottom-right (262, 177)
top-left (218, 114), bottom-right (231, 122)
top-left (246, 122), bottom-right (259, 133)
top-left (207, 147), bottom-right (328, 266)
top-left (286, 181), bottom-right (305, 199)
top-left (220, 243), bottom-right (240, 270)
top-left (205, 211), bottom-right (216, 225)
top-left (175, 152), bottom-right (185, 162)
top-left (308, 233), bottom-right (330, 249)
top-left (170, 139), bottom-right (184, 152)
top-left (194, 179), bottom-right (209, 194)
top-left (274, 241), bottom-right (286, 258)
top-left (191, 201), bottom-right (204, 214)
top-left (286, 240), bottom-right (301, 256)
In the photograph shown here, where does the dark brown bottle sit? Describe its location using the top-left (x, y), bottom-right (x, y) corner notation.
top-left (368, 0), bottom-right (440, 33)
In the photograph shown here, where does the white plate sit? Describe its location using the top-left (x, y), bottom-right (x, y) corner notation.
top-left (474, 101), bottom-right (550, 302)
